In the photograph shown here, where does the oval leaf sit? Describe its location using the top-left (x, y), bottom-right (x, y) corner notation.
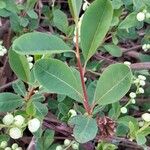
top-left (0, 93), bottom-right (24, 112)
top-left (81, 0), bottom-right (113, 62)
top-left (12, 32), bottom-right (73, 55)
top-left (34, 59), bottom-right (83, 102)
top-left (8, 49), bottom-right (30, 82)
top-left (94, 64), bottom-right (132, 105)
top-left (69, 115), bottom-right (98, 143)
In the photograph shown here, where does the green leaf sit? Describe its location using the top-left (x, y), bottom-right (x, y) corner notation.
top-left (104, 44), bottom-right (122, 57)
top-left (68, 0), bottom-right (82, 23)
top-left (94, 64), bottom-right (132, 105)
top-left (69, 115), bottom-right (98, 143)
top-left (12, 79), bottom-right (27, 97)
top-left (0, 135), bottom-right (9, 143)
top-left (81, 0), bottom-right (113, 62)
top-left (0, 1), bottom-right (6, 9)
top-left (27, 9), bottom-right (38, 19)
top-left (53, 9), bottom-right (68, 34)
top-left (0, 93), bottom-right (24, 112)
top-left (8, 49), bottom-right (30, 82)
top-left (34, 59), bottom-right (83, 102)
top-left (118, 12), bottom-right (138, 29)
top-left (136, 134), bottom-right (146, 145)
top-left (12, 32), bottom-right (73, 55)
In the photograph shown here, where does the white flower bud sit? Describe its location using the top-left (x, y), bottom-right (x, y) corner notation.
top-left (28, 118), bottom-right (41, 133)
top-left (64, 139), bottom-right (71, 146)
top-left (0, 51), bottom-right (4, 56)
top-left (120, 107), bottom-right (128, 114)
top-left (3, 113), bottom-right (14, 126)
top-left (83, 1), bottom-right (89, 11)
top-left (0, 141), bottom-right (7, 148)
top-left (147, 44), bottom-right (150, 49)
top-left (29, 62), bottom-right (33, 69)
top-left (72, 143), bottom-right (79, 150)
top-left (4, 147), bottom-right (11, 150)
top-left (138, 87), bottom-right (144, 94)
top-left (139, 121), bottom-right (144, 127)
top-left (131, 99), bottom-right (136, 104)
top-left (136, 12), bottom-right (145, 22)
top-left (143, 9), bottom-right (147, 14)
top-left (142, 44), bottom-right (147, 51)
top-left (68, 109), bottom-right (77, 117)
top-left (9, 127), bottom-right (23, 139)
top-left (142, 113), bottom-right (150, 122)
top-left (146, 12), bottom-right (150, 19)
top-left (27, 56), bottom-right (33, 62)
top-left (14, 115), bottom-right (25, 127)
top-left (56, 145), bottom-right (63, 150)
top-left (133, 78), bottom-right (140, 84)
top-left (124, 61), bottom-right (131, 66)
top-left (1, 47), bottom-right (7, 54)
top-left (15, 147), bottom-right (22, 150)
top-left (129, 92), bottom-right (136, 99)
top-left (12, 143), bottom-right (18, 150)
top-left (139, 80), bottom-right (146, 86)
top-left (138, 75), bottom-right (146, 81)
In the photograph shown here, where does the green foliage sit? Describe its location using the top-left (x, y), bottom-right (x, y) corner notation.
top-left (69, 115), bottom-right (98, 143)
top-left (12, 32), bottom-right (72, 55)
top-left (81, 0), bottom-right (113, 62)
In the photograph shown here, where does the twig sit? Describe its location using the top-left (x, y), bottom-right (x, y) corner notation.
top-left (131, 62), bottom-right (150, 70)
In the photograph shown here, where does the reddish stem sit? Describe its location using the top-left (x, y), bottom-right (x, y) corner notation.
top-left (75, 27), bottom-right (91, 115)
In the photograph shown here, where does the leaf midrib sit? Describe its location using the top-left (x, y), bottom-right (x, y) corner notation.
top-left (95, 72), bottom-right (130, 104)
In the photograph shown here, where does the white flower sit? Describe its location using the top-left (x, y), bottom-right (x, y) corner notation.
top-left (139, 80), bottom-right (146, 86)
top-left (28, 118), bottom-right (41, 133)
top-left (133, 78), bottom-right (140, 84)
top-left (27, 56), bottom-right (33, 62)
top-left (9, 127), bottom-right (23, 139)
top-left (131, 99), bottom-right (136, 104)
top-left (56, 145), bottom-right (63, 150)
top-left (142, 44), bottom-right (148, 51)
top-left (64, 139), bottom-right (71, 146)
top-left (120, 107), bottom-right (128, 114)
top-left (146, 12), bottom-right (150, 19)
top-left (147, 44), bottom-right (150, 49)
top-left (142, 113), bottom-right (150, 122)
top-left (4, 147), bottom-right (11, 150)
top-left (12, 143), bottom-right (18, 150)
top-left (139, 121), bottom-right (144, 127)
top-left (138, 87), bottom-right (144, 94)
top-left (136, 12), bottom-right (145, 22)
top-left (68, 109), bottom-right (77, 117)
top-left (29, 62), bottom-right (33, 69)
top-left (129, 92), bottom-right (136, 99)
top-left (14, 115), bottom-right (25, 127)
top-left (83, 1), bottom-right (90, 11)
top-left (138, 75), bottom-right (146, 81)
top-left (2, 113), bottom-right (14, 126)
top-left (15, 147), bottom-right (23, 150)
top-left (124, 61), bottom-right (131, 66)
top-left (0, 141), bottom-right (7, 148)
top-left (0, 44), bottom-right (7, 56)
top-left (72, 143), bottom-right (79, 150)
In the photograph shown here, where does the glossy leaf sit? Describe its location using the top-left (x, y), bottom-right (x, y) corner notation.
top-left (34, 59), bottom-right (83, 102)
top-left (69, 115), bottom-right (98, 143)
top-left (0, 93), bottom-right (24, 112)
top-left (8, 49), bottom-right (30, 82)
top-left (12, 32), bottom-right (73, 55)
top-left (81, 0), bottom-right (113, 62)
top-left (94, 64), bottom-right (132, 105)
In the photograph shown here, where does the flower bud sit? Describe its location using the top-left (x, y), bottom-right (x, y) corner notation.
top-left (121, 107), bottom-right (127, 114)
top-left (0, 141), bottom-right (7, 148)
top-left (56, 145), bottom-right (63, 150)
top-left (68, 109), bottom-right (77, 117)
top-left (138, 87), bottom-right (144, 94)
top-left (9, 127), bottom-right (23, 139)
top-left (142, 44), bottom-right (147, 51)
top-left (3, 113), bottom-right (14, 126)
top-left (14, 115), bottom-right (25, 127)
top-left (131, 99), bottom-right (136, 104)
top-left (12, 143), bottom-right (18, 149)
top-left (136, 12), bottom-right (145, 22)
top-left (142, 113), bottom-right (150, 122)
top-left (124, 61), bottom-right (131, 66)
top-left (4, 147), bottom-right (11, 150)
top-left (146, 12), bottom-right (150, 19)
top-left (15, 147), bottom-right (23, 150)
top-left (129, 92), bottom-right (136, 99)
top-left (64, 139), bottom-right (71, 146)
top-left (28, 118), bottom-right (40, 133)
top-left (72, 142), bottom-right (79, 150)
top-left (139, 121), bottom-right (144, 127)
top-left (139, 80), bottom-right (146, 86)
top-left (138, 75), bottom-right (146, 81)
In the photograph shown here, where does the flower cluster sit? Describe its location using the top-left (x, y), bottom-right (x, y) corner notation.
top-left (136, 10), bottom-right (150, 22)
top-left (142, 43), bottom-right (150, 52)
top-left (121, 75), bottom-right (146, 114)
top-left (56, 139), bottom-right (79, 150)
top-left (26, 55), bottom-right (34, 69)
top-left (0, 141), bottom-right (22, 150)
top-left (1, 113), bottom-right (41, 139)
top-left (0, 42), bottom-right (7, 57)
